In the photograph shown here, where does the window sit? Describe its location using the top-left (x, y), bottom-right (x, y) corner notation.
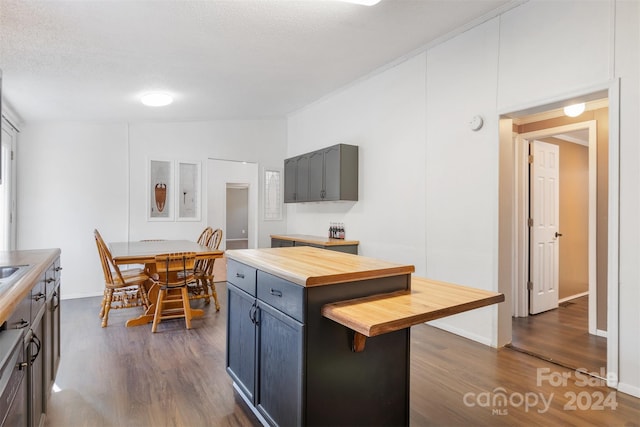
top-left (264, 169), bottom-right (282, 221)
top-left (0, 119), bottom-right (16, 250)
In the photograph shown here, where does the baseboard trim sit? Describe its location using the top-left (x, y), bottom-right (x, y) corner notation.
top-left (596, 329), bottom-right (608, 338)
top-left (559, 291), bottom-right (589, 303)
top-left (426, 319), bottom-right (494, 347)
top-left (617, 382), bottom-right (640, 399)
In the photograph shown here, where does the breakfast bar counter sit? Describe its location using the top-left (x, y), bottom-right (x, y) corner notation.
top-left (225, 247), bottom-right (503, 427)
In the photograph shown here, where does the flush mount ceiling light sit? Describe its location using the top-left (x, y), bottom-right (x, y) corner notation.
top-left (339, 0), bottom-right (382, 5)
top-left (140, 92), bottom-right (173, 107)
top-left (563, 103), bottom-right (585, 117)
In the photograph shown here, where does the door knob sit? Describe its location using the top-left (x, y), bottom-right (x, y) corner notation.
top-left (555, 232), bottom-right (563, 238)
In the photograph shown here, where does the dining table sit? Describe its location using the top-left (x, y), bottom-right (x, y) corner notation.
top-left (110, 239), bottom-right (224, 327)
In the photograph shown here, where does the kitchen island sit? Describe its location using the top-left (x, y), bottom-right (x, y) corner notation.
top-left (225, 247), bottom-right (503, 427)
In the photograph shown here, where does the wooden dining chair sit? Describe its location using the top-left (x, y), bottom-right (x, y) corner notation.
top-left (94, 229), bottom-right (151, 327)
top-left (197, 226), bottom-right (214, 246)
top-left (189, 228), bottom-right (222, 310)
top-left (151, 252), bottom-right (197, 332)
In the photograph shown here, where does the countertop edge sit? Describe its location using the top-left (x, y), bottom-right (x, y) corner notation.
top-left (0, 248), bottom-right (62, 326)
top-left (270, 234), bottom-right (360, 246)
top-left (226, 247), bottom-right (414, 287)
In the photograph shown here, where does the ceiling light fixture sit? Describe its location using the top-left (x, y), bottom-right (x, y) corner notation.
top-left (141, 92), bottom-right (173, 107)
top-left (563, 103), bottom-right (585, 117)
top-left (339, 0), bottom-right (382, 6)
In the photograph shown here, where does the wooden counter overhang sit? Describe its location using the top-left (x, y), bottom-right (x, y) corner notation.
top-left (270, 234), bottom-right (360, 247)
top-left (0, 249), bottom-right (62, 326)
top-left (322, 276), bottom-right (505, 352)
top-left (225, 246), bottom-right (414, 287)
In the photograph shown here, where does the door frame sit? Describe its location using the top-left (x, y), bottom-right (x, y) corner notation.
top-left (499, 81), bottom-right (620, 388)
top-left (515, 121), bottom-right (597, 331)
top-left (207, 159), bottom-right (259, 250)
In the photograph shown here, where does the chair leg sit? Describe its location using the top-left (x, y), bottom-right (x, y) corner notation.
top-left (101, 289), bottom-right (113, 328)
top-left (209, 280), bottom-right (220, 312)
top-left (152, 288), bottom-right (166, 333)
top-left (200, 278), bottom-right (211, 304)
top-left (181, 286), bottom-right (192, 329)
top-left (139, 282), bottom-right (151, 309)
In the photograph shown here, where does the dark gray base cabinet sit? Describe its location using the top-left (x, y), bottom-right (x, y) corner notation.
top-left (2, 255), bottom-right (61, 427)
top-left (226, 259), bottom-right (409, 427)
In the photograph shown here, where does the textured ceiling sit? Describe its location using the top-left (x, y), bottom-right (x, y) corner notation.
top-left (0, 0), bottom-right (514, 123)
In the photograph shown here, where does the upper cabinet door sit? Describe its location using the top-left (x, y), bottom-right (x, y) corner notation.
top-left (308, 151), bottom-right (324, 201)
top-left (322, 145), bottom-right (341, 201)
top-left (295, 155), bottom-right (310, 202)
top-left (284, 157), bottom-right (298, 203)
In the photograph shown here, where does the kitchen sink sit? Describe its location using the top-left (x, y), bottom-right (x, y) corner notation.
top-left (0, 267), bottom-right (20, 279)
top-left (0, 265), bottom-right (31, 287)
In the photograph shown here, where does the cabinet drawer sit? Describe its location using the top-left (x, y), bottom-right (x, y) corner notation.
top-left (227, 259), bottom-right (257, 296)
top-left (31, 277), bottom-right (46, 323)
top-left (257, 271), bottom-right (304, 322)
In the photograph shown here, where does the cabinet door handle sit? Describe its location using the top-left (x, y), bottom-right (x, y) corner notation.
top-left (46, 277), bottom-right (55, 283)
top-left (16, 319), bottom-right (29, 329)
top-left (30, 334), bottom-right (41, 364)
top-left (270, 289), bottom-right (283, 297)
top-left (33, 292), bottom-right (45, 301)
top-left (236, 273), bottom-right (245, 279)
top-left (52, 290), bottom-right (60, 310)
top-left (249, 302), bottom-right (257, 324)
top-left (54, 266), bottom-right (63, 272)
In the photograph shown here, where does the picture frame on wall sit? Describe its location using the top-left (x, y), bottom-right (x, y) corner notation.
top-left (148, 159), bottom-right (174, 221)
top-left (176, 160), bottom-right (201, 221)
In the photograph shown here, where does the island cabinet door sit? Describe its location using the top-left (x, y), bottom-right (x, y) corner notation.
top-left (226, 283), bottom-right (257, 403)
top-left (255, 301), bottom-right (304, 427)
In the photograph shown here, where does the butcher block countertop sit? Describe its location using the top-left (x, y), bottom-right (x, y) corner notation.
top-left (271, 234), bottom-right (359, 246)
top-left (0, 249), bottom-right (61, 326)
top-left (225, 246), bottom-right (414, 287)
top-left (322, 276), bottom-right (505, 338)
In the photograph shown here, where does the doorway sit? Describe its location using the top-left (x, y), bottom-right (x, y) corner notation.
top-left (207, 159), bottom-right (258, 250)
top-left (226, 184), bottom-right (249, 250)
top-left (498, 90), bottom-right (617, 382)
top-left (510, 120), bottom-right (607, 373)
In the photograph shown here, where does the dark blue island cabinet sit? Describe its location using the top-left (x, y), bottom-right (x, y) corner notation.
top-left (226, 247), bottom-right (415, 427)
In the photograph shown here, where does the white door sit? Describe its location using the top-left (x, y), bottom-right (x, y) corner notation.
top-left (530, 140), bottom-right (560, 314)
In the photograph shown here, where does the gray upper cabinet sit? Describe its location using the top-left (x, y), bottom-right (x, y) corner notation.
top-left (284, 144), bottom-right (358, 203)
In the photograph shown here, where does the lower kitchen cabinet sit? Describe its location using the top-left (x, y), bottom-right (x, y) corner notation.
top-left (255, 301), bottom-right (304, 427)
top-left (0, 253), bottom-right (61, 427)
top-left (226, 257), bottom-right (409, 427)
top-left (226, 283), bottom-right (257, 403)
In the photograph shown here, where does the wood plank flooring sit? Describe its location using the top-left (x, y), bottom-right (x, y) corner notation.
top-left (45, 283), bottom-right (639, 427)
top-left (511, 296), bottom-right (607, 374)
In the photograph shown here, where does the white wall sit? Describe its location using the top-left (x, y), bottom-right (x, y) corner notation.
top-left (613, 0), bottom-right (640, 399)
top-left (286, 0), bottom-right (640, 396)
top-left (287, 53), bottom-right (427, 272)
top-left (128, 120), bottom-right (287, 245)
top-left (17, 119), bottom-right (287, 299)
top-left (17, 123), bottom-right (130, 299)
top-left (423, 17), bottom-right (501, 345)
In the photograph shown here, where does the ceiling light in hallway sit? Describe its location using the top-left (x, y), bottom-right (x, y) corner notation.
top-left (563, 103), bottom-right (585, 117)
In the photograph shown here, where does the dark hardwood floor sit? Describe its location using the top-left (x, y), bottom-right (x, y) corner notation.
top-left (511, 296), bottom-right (607, 374)
top-left (45, 284), bottom-right (639, 427)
